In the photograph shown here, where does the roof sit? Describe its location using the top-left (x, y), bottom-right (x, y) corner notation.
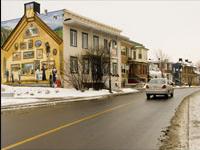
top-left (1, 9), bottom-right (64, 46)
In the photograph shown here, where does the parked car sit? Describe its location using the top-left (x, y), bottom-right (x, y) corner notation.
top-left (145, 78), bottom-right (174, 99)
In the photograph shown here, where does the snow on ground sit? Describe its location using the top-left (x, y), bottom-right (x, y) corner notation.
top-left (159, 91), bottom-right (200, 150)
top-left (1, 84), bottom-right (138, 107)
top-left (189, 92), bottom-right (200, 150)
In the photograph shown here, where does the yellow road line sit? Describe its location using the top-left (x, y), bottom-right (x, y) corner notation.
top-left (2, 102), bottom-right (133, 150)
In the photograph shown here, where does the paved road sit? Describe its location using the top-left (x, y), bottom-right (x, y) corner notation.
top-left (1, 87), bottom-right (200, 150)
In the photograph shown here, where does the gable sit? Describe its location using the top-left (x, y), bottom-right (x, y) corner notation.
top-left (1, 9), bottom-right (64, 46)
top-left (2, 13), bottom-right (63, 52)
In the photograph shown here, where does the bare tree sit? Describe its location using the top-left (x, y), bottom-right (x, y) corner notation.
top-left (155, 49), bottom-right (170, 77)
top-left (86, 48), bottom-right (109, 88)
top-left (62, 55), bottom-right (90, 91)
top-left (62, 48), bottom-right (109, 91)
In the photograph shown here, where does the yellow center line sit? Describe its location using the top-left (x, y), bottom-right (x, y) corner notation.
top-left (2, 101), bottom-right (133, 150)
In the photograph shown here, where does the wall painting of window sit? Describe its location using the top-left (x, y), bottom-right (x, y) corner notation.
top-left (23, 51), bottom-right (34, 59)
top-left (21, 63), bottom-right (34, 75)
top-left (12, 52), bottom-right (21, 61)
top-left (36, 49), bottom-right (43, 59)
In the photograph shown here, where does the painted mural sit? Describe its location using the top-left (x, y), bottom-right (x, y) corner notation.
top-left (1, 9), bottom-right (64, 46)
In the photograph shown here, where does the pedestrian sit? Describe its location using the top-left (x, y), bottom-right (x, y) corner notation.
top-left (11, 70), bottom-right (14, 83)
top-left (41, 65), bottom-right (46, 80)
top-left (18, 69), bottom-right (21, 83)
top-left (52, 66), bottom-right (57, 84)
top-left (5, 70), bottom-right (9, 82)
top-left (35, 68), bottom-right (40, 83)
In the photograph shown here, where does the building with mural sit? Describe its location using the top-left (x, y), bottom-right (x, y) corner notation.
top-left (1, 2), bottom-right (63, 85)
top-left (1, 1), bottom-right (149, 89)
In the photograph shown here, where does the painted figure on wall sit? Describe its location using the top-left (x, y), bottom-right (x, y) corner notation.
top-left (5, 70), bottom-right (9, 82)
top-left (45, 42), bottom-right (50, 57)
top-left (41, 64), bottom-right (46, 80)
top-left (52, 66), bottom-right (57, 84)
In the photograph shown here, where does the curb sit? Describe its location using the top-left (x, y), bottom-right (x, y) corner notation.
top-left (1, 91), bottom-right (139, 111)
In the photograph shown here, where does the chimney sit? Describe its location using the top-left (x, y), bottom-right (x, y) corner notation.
top-left (179, 58), bottom-right (183, 62)
top-left (24, 2), bottom-right (40, 18)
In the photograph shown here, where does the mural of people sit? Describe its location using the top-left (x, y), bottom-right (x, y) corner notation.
top-left (45, 42), bottom-right (50, 57)
top-left (52, 66), bottom-right (57, 84)
top-left (11, 70), bottom-right (14, 83)
top-left (5, 70), bottom-right (9, 82)
top-left (35, 68), bottom-right (40, 82)
top-left (18, 69), bottom-right (21, 83)
top-left (49, 74), bottom-right (53, 87)
top-left (41, 65), bottom-right (46, 80)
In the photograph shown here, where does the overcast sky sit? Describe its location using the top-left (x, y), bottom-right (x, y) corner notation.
top-left (2, 0), bottom-right (200, 64)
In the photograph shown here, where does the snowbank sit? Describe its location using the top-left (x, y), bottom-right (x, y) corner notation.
top-left (189, 92), bottom-right (200, 150)
top-left (1, 85), bottom-right (138, 107)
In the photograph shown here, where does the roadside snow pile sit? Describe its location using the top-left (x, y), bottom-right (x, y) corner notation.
top-left (159, 91), bottom-right (200, 150)
top-left (189, 92), bottom-right (200, 150)
top-left (1, 84), bottom-right (138, 107)
top-left (121, 88), bottom-right (138, 93)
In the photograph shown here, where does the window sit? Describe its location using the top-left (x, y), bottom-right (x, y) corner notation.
top-left (138, 50), bottom-right (142, 59)
top-left (112, 40), bottom-right (117, 49)
top-left (36, 49), bottom-right (43, 59)
top-left (11, 64), bottom-right (20, 71)
top-left (23, 51), bottom-right (34, 59)
top-left (70, 56), bottom-right (78, 73)
top-left (28, 40), bottom-right (33, 49)
top-left (82, 33), bottom-right (88, 49)
top-left (24, 24), bottom-right (39, 38)
top-left (20, 42), bottom-right (27, 50)
top-left (41, 61), bottom-right (55, 69)
top-left (103, 62), bottom-right (109, 75)
top-left (112, 63), bottom-right (118, 75)
top-left (104, 39), bottom-right (108, 50)
top-left (83, 58), bottom-right (89, 74)
top-left (21, 63), bottom-right (34, 75)
top-left (121, 64), bottom-right (126, 73)
top-left (133, 50), bottom-right (136, 59)
top-left (13, 52), bottom-right (21, 61)
top-left (70, 29), bottom-right (77, 47)
top-left (93, 36), bottom-right (99, 50)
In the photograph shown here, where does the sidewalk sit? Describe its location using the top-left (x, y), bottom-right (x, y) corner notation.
top-left (189, 91), bottom-right (200, 150)
top-left (160, 90), bottom-right (200, 150)
top-left (1, 85), bottom-right (139, 111)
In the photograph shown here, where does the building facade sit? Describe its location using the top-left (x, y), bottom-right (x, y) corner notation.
top-left (172, 59), bottom-right (200, 86)
top-left (1, 1), bottom-right (149, 89)
top-left (1, 2), bottom-right (63, 84)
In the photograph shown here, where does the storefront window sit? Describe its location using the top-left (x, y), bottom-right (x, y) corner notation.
top-left (21, 63), bottom-right (34, 75)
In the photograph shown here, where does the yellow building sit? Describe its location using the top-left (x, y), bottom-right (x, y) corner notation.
top-left (1, 2), bottom-right (63, 84)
